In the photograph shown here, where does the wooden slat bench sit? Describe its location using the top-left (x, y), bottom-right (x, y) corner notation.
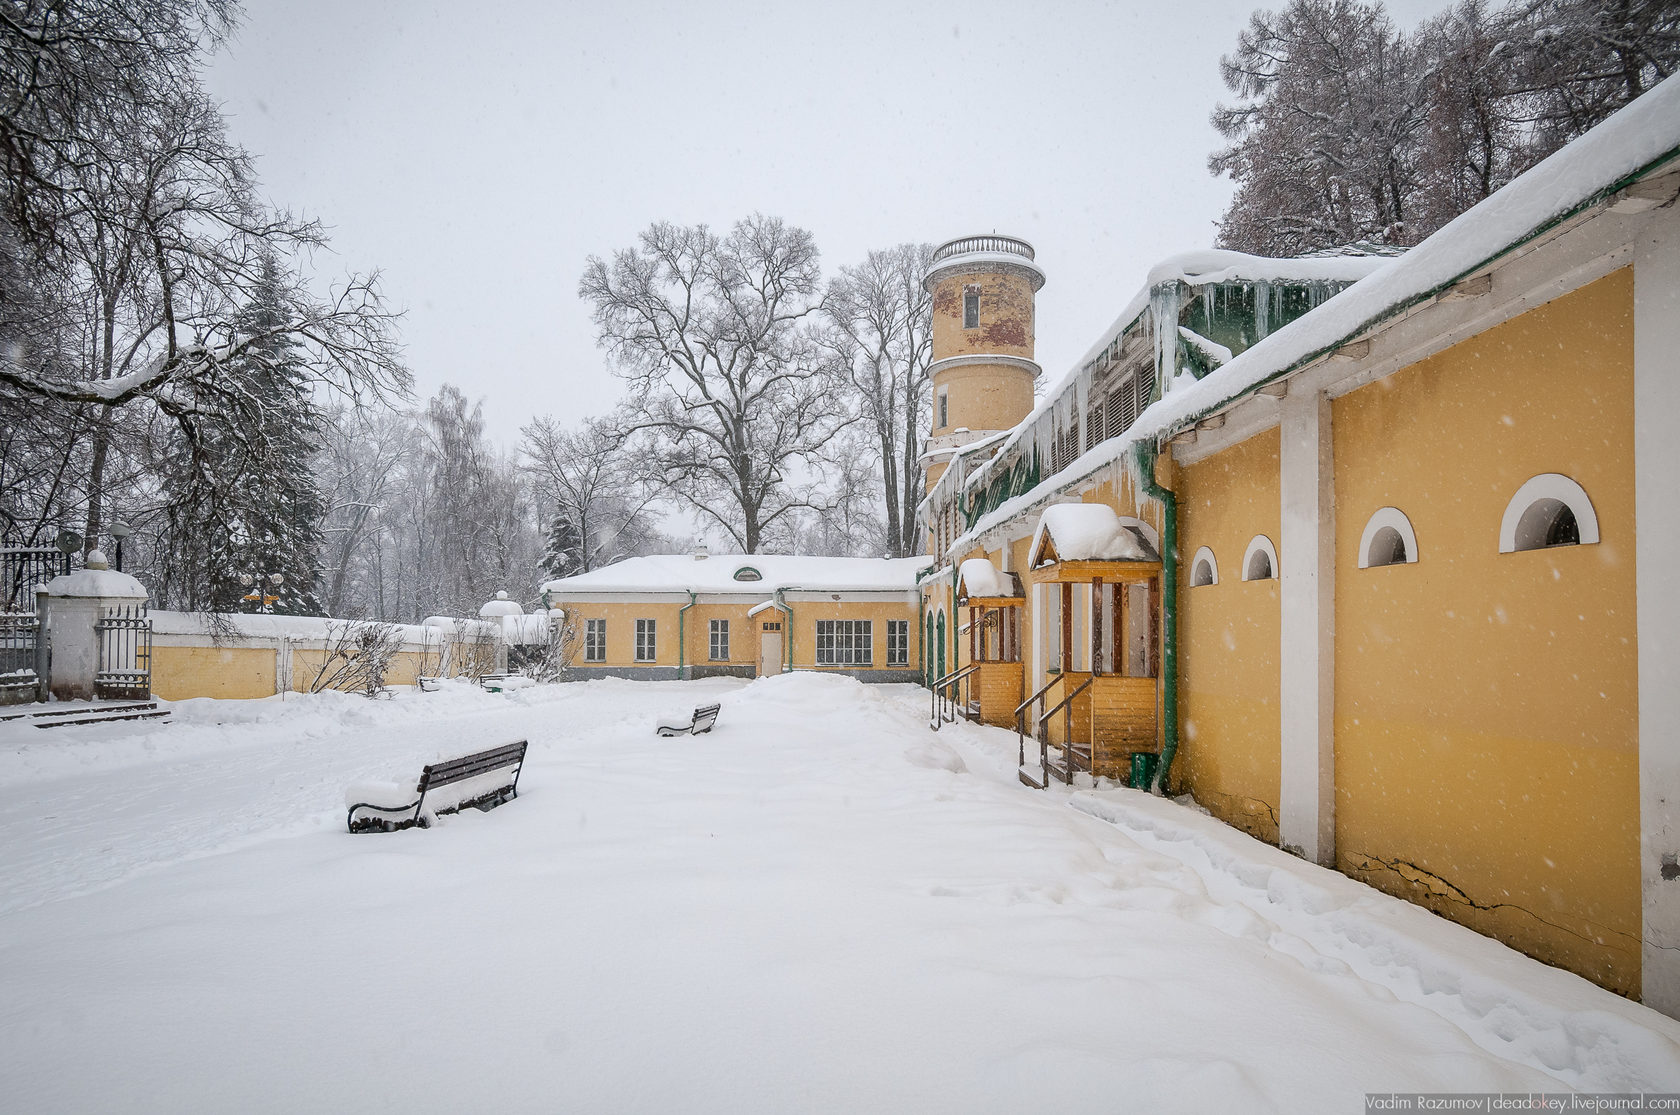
top-left (656, 703), bottom-right (721, 737)
top-left (346, 740), bottom-right (528, 833)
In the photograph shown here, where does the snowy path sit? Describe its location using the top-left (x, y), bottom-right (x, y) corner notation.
top-left (1, 674), bottom-right (1677, 1112)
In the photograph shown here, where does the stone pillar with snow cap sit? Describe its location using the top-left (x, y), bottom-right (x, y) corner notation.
top-left (478, 591), bottom-right (524, 673)
top-left (40, 550), bottom-right (148, 701)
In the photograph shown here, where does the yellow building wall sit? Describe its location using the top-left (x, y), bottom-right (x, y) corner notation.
top-left (1331, 268), bottom-right (1639, 997)
top-left (556, 602), bottom-right (685, 669)
top-left (288, 647), bottom-right (435, 692)
top-left (787, 600), bottom-right (919, 673)
top-left (683, 603), bottom-right (761, 670)
top-left (151, 644), bottom-right (276, 701)
top-left (1174, 427), bottom-right (1283, 844)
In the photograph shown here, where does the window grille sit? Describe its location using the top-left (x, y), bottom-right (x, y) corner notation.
top-left (709, 619), bottom-right (729, 661)
top-left (635, 618), bottom-right (656, 662)
top-left (887, 620), bottom-right (909, 666)
top-left (1087, 401), bottom-right (1104, 451)
top-left (585, 619), bottom-right (606, 662)
top-left (1107, 389), bottom-right (1126, 439)
top-left (816, 620), bottom-right (873, 666)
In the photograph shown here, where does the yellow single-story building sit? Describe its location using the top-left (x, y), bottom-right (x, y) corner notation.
top-left (541, 553), bottom-right (925, 683)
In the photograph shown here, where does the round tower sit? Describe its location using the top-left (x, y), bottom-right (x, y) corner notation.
top-left (923, 234), bottom-right (1045, 494)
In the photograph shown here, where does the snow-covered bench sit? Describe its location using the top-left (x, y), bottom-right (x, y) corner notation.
top-left (345, 740), bottom-right (528, 833)
top-left (656, 703), bottom-right (721, 738)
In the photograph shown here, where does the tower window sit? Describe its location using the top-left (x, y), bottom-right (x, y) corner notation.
top-left (963, 286), bottom-right (981, 329)
top-left (937, 387), bottom-right (948, 429)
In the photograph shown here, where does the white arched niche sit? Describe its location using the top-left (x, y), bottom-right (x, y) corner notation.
top-left (1358, 507), bottom-right (1419, 569)
top-left (1242, 535), bottom-right (1279, 581)
top-left (1190, 546), bottom-right (1218, 587)
top-left (1500, 473), bottom-right (1599, 553)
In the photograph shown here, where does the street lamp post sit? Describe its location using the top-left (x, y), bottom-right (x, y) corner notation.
top-left (239, 571), bottom-right (285, 613)
top-left (109, 522), bottom-right (132, 572)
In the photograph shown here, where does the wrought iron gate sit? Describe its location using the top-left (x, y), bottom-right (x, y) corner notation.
top-left (95, 604), bottom-right (152, 700)
top-left (0, 611), bottom-right (42, 704)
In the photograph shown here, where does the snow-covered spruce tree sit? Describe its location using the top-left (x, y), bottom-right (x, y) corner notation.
top-left (539, 512), bottom-right (581, 581)
top-left (579, 216), bottom-right (854, 555)
top-left (821, 243), bottom-right (934, 558)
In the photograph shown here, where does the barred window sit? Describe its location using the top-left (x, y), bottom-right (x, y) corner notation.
top-left (816, 619), bottom-right (873, 666)
top-left (635, 618), bottom-right (656, 662)
top-left (709, 618), bottom-right (729, 661)
top-left (585, 619), bottom-right (606, 662)
top-left (887, 620), bottom-right (909, 667)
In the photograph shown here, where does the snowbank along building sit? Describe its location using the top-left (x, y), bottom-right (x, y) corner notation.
top-left (919, 74), bottom-right (1680, 1014)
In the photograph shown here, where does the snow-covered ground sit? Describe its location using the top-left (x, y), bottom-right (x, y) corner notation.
top-left (2, 674), bottom-right (1678, 1112)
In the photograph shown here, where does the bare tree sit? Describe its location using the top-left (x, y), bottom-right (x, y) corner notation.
top-left (579, 215), bottom-right (853, 554)
top-left (822, 243), bottom-right (934, 557)
top-left (309, 619), bottom-right (401, 698)
top-left (521, 413), bottom-right (661, 575)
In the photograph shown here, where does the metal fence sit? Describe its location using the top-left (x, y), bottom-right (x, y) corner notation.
top-left (95, 604), bottom-right (152, 701)
top-left (2, 546), bottom-right (69, 614)
top-left (0, 612), bottom-right (42, 703)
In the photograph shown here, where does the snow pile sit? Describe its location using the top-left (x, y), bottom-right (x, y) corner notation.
top-left (1030, 503), bottom-right (1156, 563)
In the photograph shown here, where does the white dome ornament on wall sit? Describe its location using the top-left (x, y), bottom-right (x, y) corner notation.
top-left (1500, 473), bottom-right (1599, 553)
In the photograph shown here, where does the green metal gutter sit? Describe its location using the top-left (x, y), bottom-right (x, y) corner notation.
top-left (677, 590), bottom-right (697, 679)
top-left (1133, 440), bottom-right (1179, 794)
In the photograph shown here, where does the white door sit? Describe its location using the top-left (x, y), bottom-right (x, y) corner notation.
top-left (759, 625), bottom-right (783, 676)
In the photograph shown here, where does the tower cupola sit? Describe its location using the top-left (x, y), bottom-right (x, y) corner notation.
top-left (923, 234), bottom-right (1045, 494)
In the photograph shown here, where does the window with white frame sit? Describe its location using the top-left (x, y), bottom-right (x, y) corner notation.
top-left (709, 618), bottom-right (729, 661)
top-left (635, 618), bottom-right (656, 662)
top-left (816, 620), bottom-right (873, 666)
top-left (963, 285), bottom-right (981, 329)
top-left (887, 619), bottom-right (909, 666)
top-left (585, 618), bottom-right (606, 662)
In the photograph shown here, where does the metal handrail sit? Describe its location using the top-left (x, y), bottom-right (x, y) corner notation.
top-left (1038, 675), bottom-right (1096, 786)
top-left (930, 662), bottom-right (982, 729)
top-left (932, 234), bottom-right (1036, 263)
top-left (1015, 672), bottom-right (1066, 785)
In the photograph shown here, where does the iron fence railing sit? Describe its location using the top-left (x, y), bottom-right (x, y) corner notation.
top-left (0, 612), bottom-right (42, 702)
top-left (95, 603), bottom-right (151, 701)
top-left (2, 546), bottom-right (69, 614)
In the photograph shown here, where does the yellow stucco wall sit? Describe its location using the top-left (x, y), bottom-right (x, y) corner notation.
top-left (151, 644), bottom-right (276, 701)
top-left (1331, 268), bottom-right (1639, 996)
top-left (1174, 427), bottom-right (1283, 844)
top-left (557, 601), bottom-right (686, 669)
top-left (931, 269), bottom-right (1036, 360)
top-left (932, 363), bottom-right (1037, 438)
top-left (290, 647), bottom-right (434, 692)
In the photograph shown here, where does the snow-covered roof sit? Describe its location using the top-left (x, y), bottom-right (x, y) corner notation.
top-left (148, 610), bottom-right (444, 643)
top-left (42, 567), bottom-right (147, 600)
top-left (954, 72), bottom-right (1680, 555)
top-left (956, 558), bottom-right (1017, 599)
top-left (1143, 72), bottom-right (1680, 440)
top-left (542, 554), bottom-right (928, 596)
top-left (1029, 504), bottom-right (1158, 565)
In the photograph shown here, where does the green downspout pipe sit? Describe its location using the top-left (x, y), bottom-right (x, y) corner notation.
top-left (1133, 440), bottom-right (1179, 794)
top-left (677, 590), bottom-right (697, 680)
top-left (775, 588), bottom-right (793, 671)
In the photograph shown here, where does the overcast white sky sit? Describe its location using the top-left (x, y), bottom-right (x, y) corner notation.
top-left (206, 0), bottom-right (1444, 447)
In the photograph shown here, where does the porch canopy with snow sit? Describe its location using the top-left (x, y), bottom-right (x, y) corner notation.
top-left (1024, 503), bottom-right (1163, 779)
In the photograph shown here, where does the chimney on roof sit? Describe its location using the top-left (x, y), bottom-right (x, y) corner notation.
top-left (693, 545), bottom-right (709, 560)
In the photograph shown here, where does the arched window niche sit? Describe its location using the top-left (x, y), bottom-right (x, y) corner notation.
top-left (1500, 473), bottom-right (1599, 553)
top-left (1242, 535), bottom-right (1279, 582)
top-left (1190, 546), bottom-right (1218, 587)
top-left (1358, 507), bottom-right (1419, 569)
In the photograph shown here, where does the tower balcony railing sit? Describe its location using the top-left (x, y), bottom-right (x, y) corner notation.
top-left (932, 235), bottom-right (1035, 264)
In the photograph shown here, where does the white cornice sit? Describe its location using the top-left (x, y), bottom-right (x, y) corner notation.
top-left (929, 353), bottom-right (1042, 380)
